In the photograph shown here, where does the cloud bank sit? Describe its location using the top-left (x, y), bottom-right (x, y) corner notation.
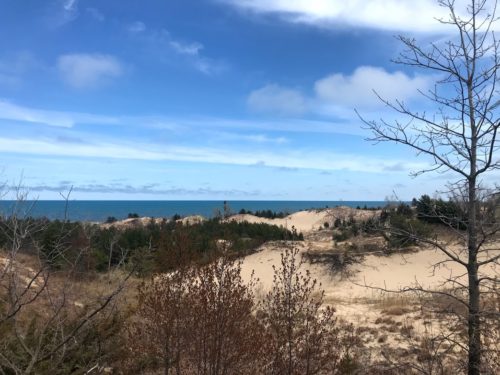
top-left (221, 0), bottom-right (461, 32)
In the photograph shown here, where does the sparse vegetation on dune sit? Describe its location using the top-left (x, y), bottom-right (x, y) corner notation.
top-left (0, 200), bottom-right (498, 373)
top-left (2, 0), bottom-right (499, 372)
top-left (0, 215), bottom-right (300, 276)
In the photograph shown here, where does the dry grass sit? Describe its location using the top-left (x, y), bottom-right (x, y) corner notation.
top-left (368, 294), bottom-right (417, 312)
top-left (381, 305), bottom-right (411, 316)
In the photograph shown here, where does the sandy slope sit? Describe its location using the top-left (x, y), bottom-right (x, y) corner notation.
top-left (103, 206), bottom-right (376, 232)
top-left (101, 217), bottom-right (166, 229)
top-left (238, 208), bottom-right (497, 333)
top-left (229, 206), bottom-right (378, 233)
top-left (239, 237), bottom-right (498, 358)
top-left (240, 243), bottom-right (470, 300)
top-left (101, 215), bottom-right (206, 229)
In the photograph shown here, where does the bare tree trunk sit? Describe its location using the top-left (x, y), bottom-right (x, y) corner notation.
top-left (357, 0), bottom-right (500, 371)
top-left (467, 59), bottom-right (481, 373)
top-left (468, 176), bottom-right (481, 375)
top-left (468, 182), bottom-right (481, 375)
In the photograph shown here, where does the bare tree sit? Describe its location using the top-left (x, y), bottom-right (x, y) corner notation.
top-left (0, 186), bottom-right (131, 374)
top-left (358, 1), bottom-right (499, 373)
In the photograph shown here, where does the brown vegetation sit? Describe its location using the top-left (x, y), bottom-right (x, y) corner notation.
top-left (127, 247), bottom-right (361, 375)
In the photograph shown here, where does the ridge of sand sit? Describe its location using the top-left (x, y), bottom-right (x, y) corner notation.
top-left (228, 207), bottom-right (379, 233)
top-left (101, 207), bottom-right (379, 232)
top-left (101, 217), bottom-right (167, 229)
top-left (101, 214), bottom-right (207, 229)
top-left (177, 215), bottom-right (206, 225)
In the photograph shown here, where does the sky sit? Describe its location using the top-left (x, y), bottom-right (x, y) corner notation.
top-left (0, 0), bottom-right (491, 200)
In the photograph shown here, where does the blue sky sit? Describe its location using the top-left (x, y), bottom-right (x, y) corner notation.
top-left (0, 0), bottom-right (484, 200)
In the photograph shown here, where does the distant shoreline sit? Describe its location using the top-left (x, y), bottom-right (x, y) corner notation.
top-left (0, 200), bottom-right (397, 222)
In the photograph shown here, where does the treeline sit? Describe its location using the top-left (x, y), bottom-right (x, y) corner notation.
top-left (331, 194), bottom-right (498, 249)
top-left (355, 205), bottom-right (383, 211)
top-left (0, 216), bottom-right (301, 276)
top-left (412, 194), bottom-right (468, 229)
top-left (238, 208), bottom-right (289, 219)
top-left (105, 212), bottom-right (140, 223)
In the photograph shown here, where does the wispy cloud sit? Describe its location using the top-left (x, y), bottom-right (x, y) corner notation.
top-left (247, 84), bottom-right (307, 115)
top-left (57, 53), bottom-right (124, 89)
top-left (0, 100), bottom-right (118, 127)
top-left (0, 135), bottom-right (428, 174)
top-left (48, 0), bottom-right (80, 27)
top-left (211, 131), bottom-right (288, 144)
top-left (169, 40), bottom-right (204, 56)
top-left (127, 21), bottom-right (226, 75)
top-left (0, 98), bottom-right (370, 137)
top-left (176, 117), bottom-right (369, 137)
top-left (22, 181), bottom-right (261, 197)
top-left (63, 0), bottom-right (78, 13)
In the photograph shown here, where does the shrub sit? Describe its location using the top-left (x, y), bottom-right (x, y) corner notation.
top-left (387, 214), bottom-right (432, 248)
top-left (333, 230), bottom-right (351, 242)
top-left (416, 195), bottom-right (467, 229)
top-left (128, 257), bottom-right (263, 374)
top-left (259, 247), bottom-right (361, 374)
top-left (333, 218), bottom-right (342, 228)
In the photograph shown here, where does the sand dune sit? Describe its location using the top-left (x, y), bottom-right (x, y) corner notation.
top-left (241, 240), bottom-right (497, 307)
top-left (229, 206), bottom-right (378, 233)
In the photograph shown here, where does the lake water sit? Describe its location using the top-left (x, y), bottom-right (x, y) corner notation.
top-left (0, 200), bottom-right (388, 222)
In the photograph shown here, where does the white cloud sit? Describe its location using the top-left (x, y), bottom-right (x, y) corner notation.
top-left (212, 131), bottom-right (288, 144)
top-left (57, 53), bottom-right (124, 89)
top-left (63, 0), bottom-right (78, 12)
top-left (221, 0), bottom-right (463, 32)
top-left (314, 66), bottom-right (431, 110)
top-left (0, 136), bottom-right (428, 174)
top-left (169, 40), bottom-right (204, 56)
top-left (0, 100), bottom-right (117, 127)
top-left (248, 66), bottom-right (431, 116)
top-left (190, 117), bottom-right (368, 136)
top-left (247, 84), bottom-right (307, 115)
top-left (0, 100), bottom-right (73, 127)
top-left (0, 100), bottom-right (364, 136)
top-left (50, 0), bottom-right (80, 27)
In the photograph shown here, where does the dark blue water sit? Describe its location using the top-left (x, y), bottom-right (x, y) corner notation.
top-left (0, 201), bottom-right (387, 222)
